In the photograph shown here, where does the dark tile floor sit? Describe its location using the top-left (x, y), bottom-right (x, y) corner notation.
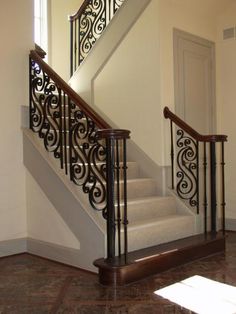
top-left (0, 232), bottom-right (235, 313)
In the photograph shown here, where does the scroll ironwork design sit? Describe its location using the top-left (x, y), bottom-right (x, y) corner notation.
top-left (70, 103), bottom-right (107, 215)
top-left (29, 49), bottom-right (131, 261)
top-left (70, 0), bottom-right (125, 75)
top-left (164, 106), bottom-right (227, 234)
top-left (176, 129), bottom-right (198, 208)
top-left (30, 58), bottom-right (107, 214)
top-left (30, 59), bottom-right (61, 160)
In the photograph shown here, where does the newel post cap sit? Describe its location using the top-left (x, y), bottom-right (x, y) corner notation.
top-left (96, 129), bottom-right (131, 140)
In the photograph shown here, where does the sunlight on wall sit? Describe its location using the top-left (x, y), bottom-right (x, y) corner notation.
top-left (155, 275), bottom-right (236, 314)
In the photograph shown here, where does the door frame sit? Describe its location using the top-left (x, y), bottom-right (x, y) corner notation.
top-left (173, 28), bottom-right (216, 133)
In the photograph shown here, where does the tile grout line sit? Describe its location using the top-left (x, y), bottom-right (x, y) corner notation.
top-left (49, 276), bottom-right (73, 313)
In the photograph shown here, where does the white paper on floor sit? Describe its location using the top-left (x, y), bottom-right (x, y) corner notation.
top-left (154, 275), bottom-right (236, 314)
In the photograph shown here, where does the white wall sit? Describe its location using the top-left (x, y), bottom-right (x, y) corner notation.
top-left (217, 2), bottom-right (236, 220)
top-left (49, 0), bottom-right (83, 80)
top-left (0, 0), bottom-right (33, 241)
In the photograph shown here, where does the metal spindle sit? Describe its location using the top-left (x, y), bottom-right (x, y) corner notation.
top-left (203, 142), bottom-right (208, 234)
top-left (29, 57), bottom-right (33, 131)
top-left (210, 142), bottom-right (217, 233)
top-left (68, 98), bottom-right (73, 181)
top-left (221, 142), bottom-right (226, 234)
top-left (70, 20), bottom-right (73, 77)
top-left (170, 121), bottom-right (174, 189)
top-left (123, 138), bottom-right (128, 262)
top-left (58, 89), bottom-right (63, 170)
top-left (106, 137), bottom-right (116, 259)
top-left (63, 92), bottom-right (68, 175)
top-left (75, 20), bottom-right (77, 72)
top-left (196, 141), bottom-right (199, 214)
top-left (115, 139), bottom-right (121, 256)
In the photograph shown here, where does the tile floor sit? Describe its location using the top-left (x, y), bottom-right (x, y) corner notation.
top-left (0, 232), bottom-right (235, 313)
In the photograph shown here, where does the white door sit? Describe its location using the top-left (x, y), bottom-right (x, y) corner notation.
top-left (174, 29), bottom-right (216, 134)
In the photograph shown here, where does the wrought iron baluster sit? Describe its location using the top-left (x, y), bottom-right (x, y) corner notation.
top-left (210, 142), bottom-right (217, 233)
top-left (29, 57), bottom-right (33, 131)
top-left (176, 129), bottom-right (198, 208)
top-left (75, 19), bottom-right (78, 72)
top-left (70, 20), bottom-right (74, 77)
top-left (106, 136), bottom-right (116, 259)
top-left (68, 97), bottom-right (73, 181)
top-left (170, 120), bottom-right (174, 189)
top-left (58, 89), bottom-right (63, 170)
top-left (196, 141), bottom-right (199, 214)
top-left (69, 0), bottom-right (125, 75)
top-left (122, 137), bottom-right (128, 263)
top-left (115, 139), bottom-right (121, 256)
top-left (164, 106), bottom-right (227, 235)
top-left (221, 142), bottom-right (226, 234)
top-left (63, 92), bottom-right (68, 175)
top-left (203, 142), bottom-right (208, 234)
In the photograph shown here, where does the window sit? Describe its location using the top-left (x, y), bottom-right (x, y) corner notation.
top-left (34, 0), bottom-right (48, 54)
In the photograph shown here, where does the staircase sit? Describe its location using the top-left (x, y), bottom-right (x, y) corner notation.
top-left (25, 0), bottom-right (227, 286)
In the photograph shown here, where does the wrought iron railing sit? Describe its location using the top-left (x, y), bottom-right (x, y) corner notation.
top-left (29, 48), bottom-right (130, 260)
top-left (164, 107), bottom-right (227, 234)
top-left (69, 0), bottom-right (125, 76)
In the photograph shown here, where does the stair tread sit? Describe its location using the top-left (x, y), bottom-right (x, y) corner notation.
top-left (128, 214), bottom-right (193, 229)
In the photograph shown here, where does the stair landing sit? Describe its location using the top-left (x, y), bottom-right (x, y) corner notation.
top-left (94, 232), bottom-right (225, 286)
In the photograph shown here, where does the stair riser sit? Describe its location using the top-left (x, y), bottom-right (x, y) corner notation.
top-left (127, 198), bottom-right (177, 222)
top-left (126, 180), bottom-right (157, 199)
top-left (127, 216), bottom-right (195, 252)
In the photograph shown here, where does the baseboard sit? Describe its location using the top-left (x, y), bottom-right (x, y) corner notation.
top-left (0, 237), bottom-right (97, 272)
top-left (27, 237), bottom-right (88, 270)
top-left (226, 218), bottom-right (236, 231)
top-left (0, 238), bottom-right (27, 257)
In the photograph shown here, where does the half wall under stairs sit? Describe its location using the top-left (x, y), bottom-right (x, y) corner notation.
top-left (23, 126), bottom-right (201, 273)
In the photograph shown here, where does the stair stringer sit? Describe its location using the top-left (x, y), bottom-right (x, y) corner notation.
top-left (69, 0), bottom-right (151, 104)
top-left (23, 128), bottom-right (106, 272)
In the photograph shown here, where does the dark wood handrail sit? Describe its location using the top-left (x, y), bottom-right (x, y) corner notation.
top-left (68, 0), bottom-right (90, 21)
top-left (30, 49), bottom-right (111, 129)
top-left (164, 107), bottom-right (227, 142)
top-left (35, 43), bottom-right (47, 59)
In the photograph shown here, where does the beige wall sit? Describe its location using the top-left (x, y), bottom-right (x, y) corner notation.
top-left (159, 0), bottom-right (223, 165)
top-left (217, 2), bottom-right (236, 220)
top-left (159, 0), bottom-right (218, 113)
top-left (0, 0), bottom-right (33, 241)
top-left (93, 0), bottom-right (224, 167)
top-left (94, 0), bottom-right (162, 165)
top-left (26, 172), bottom-right (80, 249)
top-left (49, 0), bottom-right (83, 81)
